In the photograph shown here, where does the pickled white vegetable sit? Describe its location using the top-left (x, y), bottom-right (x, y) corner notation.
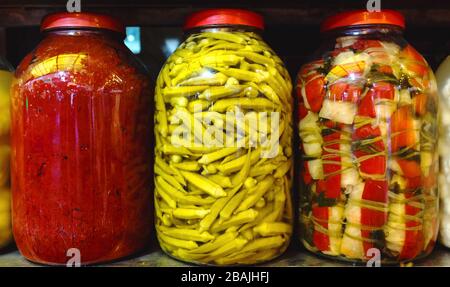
top-left (319, 99), bottom-right (357, 124)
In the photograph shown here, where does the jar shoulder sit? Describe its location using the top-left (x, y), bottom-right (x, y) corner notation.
top-left (15, 33), bottom-right (148, 84)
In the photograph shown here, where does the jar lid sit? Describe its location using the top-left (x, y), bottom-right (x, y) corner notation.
top-left (184, 9), bottom-right (264, 30)
top-left (321, 10), bottom-right (405, 32)
top-left (41, 12), bottom-right (125, 34)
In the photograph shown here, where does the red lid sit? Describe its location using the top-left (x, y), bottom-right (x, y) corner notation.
top-left (41, 12), bottom-right (125, 34)
top-left (321, 10), bottom-right (405, 32)
top-left (184, 9), bottom-right (264, 30)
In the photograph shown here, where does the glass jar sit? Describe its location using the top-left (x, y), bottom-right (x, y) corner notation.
top-left (154, 9), bottom-right (293, 265)
top-left (0, 56), bottom-right (13, 250)
top-left (296, 10), bottom-right (439, 264)
top-left (11, 12), bottom-right (152, 265)
top-left (437, 56), bottom-right (450, 248)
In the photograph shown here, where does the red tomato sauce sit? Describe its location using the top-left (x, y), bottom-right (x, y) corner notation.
top-left (11, 30), bottom-right (152, 265)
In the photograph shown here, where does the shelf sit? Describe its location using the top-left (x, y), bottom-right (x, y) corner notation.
top-left (1, 244), bottom-right (450, 267)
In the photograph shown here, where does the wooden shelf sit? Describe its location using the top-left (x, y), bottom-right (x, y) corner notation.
top-left (1, 244), bottom-right (450, 267)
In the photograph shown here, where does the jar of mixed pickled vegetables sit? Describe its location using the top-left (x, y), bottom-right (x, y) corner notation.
top-left (437, 56), bottom-right (450, 248)
top-left (297, 10), bottom-right (439, 264)
top-left (11, 12), bottom-right (152, 264)
top-left (0, 56), bottom-right (13, 250)
top-left (154, 9), bottom-right (294, 265)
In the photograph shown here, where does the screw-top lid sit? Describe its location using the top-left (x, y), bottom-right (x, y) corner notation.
top-left (321, 10), bottom-right (405, 32)
top-left (41, 12), bottom-right (125, 34)
top-left (184, 9), bottom-right (264, 30)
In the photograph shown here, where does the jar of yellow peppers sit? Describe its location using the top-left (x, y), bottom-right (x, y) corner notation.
top-left (0, 56), bottom-right (13, 250)
top-left (154, 9), bottom-right (294, 265)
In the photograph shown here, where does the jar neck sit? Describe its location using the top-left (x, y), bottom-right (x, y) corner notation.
top-left (323, 24), bottom-right (404, 39)
top-left (185, 25), bottom-right (263, 36)
top-left (43, 28), bottom-right (124, 41)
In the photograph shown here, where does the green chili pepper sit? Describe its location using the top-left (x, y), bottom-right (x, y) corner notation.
top-left (211, 98), bottom-right (277, 113)
top-left (218, 148), bottom-right (261, 175)
top-left (179, 72), bottom-right (228, 86)
top-left (187, 231), bottom-right (237, 254)
top-left (158, 233), bottom-right (199, 250)
top-left (199, 184), bottom-right (243, 232)
top-left (180, 170), bottom-right (227, 198)
top-left (199, 85), bottom-right (244, 101)
top-left (162, 86), bottom-right (210, 98)
top-left (236, 175), bottom-right (274, 212)
top-left (172, 208), bottom-right (210, 219)
top-left (209, 67), bottom-right (264, 83)
top-left (211, 209), bottom-right (259, 233)
top-left (198, 147), bottom-right (239, 165)
top-left (197, 32), bottom-right (247, 44)
top-left (154, 28), bottom-right (294, 265)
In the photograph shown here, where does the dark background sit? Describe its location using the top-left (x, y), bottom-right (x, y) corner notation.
top-left (0, 0), bottom-right (449, 77)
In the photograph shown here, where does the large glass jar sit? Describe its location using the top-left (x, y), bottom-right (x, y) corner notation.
top-left (11, 12), bottom-right (152, 265)
top-left (154, 9), bottom-right (293, 265)
top-left (0, 57), bottom-right (13, 250)
top-left (437, 56), bottom-right (450, 248)
top-left (296, 10), bottom-right (439, 264)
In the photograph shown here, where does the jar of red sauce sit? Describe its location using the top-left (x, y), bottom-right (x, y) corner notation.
top-left (10, 12), bottom-right (153, 265)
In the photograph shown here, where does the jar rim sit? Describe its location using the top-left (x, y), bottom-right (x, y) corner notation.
top-left (321, 10), bottom-right (405, 33)
top-left (183, 9), bottom-right (264, 31)
top-left (41, 12), bottom-right (125, 34)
